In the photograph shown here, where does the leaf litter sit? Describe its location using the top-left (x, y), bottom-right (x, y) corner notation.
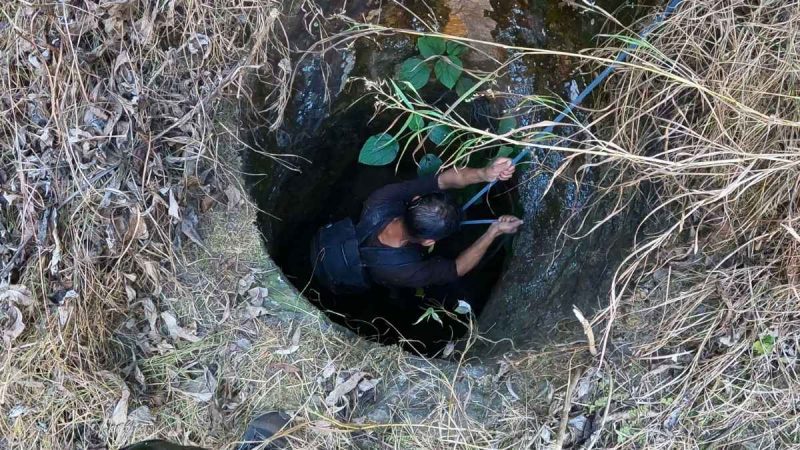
top-left (323, 370), bottom-right (381, 413)
top-left (160, 311), bottom-right (201, 343)
top-left (175, 367), bottom-right (218, 403)
top-left (0, 284), bottom-right (33, 345)
top-left (0, 0), bottom-right (302, 445)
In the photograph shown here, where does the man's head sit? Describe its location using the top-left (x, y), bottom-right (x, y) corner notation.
top-left (404, 193), bottom-right (461, 246)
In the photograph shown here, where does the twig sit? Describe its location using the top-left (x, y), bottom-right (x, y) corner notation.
top-left (573, 305), bottom-right (598, 356)
top-left (552, 366), bottom-right (584, 450)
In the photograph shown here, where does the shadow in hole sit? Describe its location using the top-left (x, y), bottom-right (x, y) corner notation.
top-left (269, 158), bottom-right (515, 356)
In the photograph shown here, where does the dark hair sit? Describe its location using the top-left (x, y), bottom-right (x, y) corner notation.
top-left (404, 193), bottom-right (462, 240)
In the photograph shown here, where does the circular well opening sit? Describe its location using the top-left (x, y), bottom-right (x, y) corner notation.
top-left (246, 85), bottom-right (518, 355)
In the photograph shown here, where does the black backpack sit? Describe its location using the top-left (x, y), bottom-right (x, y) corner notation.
top-left (310, 210), bottom-right (423, 294)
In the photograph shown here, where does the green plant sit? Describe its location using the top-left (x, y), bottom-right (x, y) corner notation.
top-left (616, 424), bottom-right (635, 444)
top-left (403, 36), bottom-right (464, 90)
top-left (359, 36), bottom-right (475, 170)
top-left (418, 154), bottom-right (443, 176)
top-left (359, 133), bottom-right (399, 166)
top-left (752, 334), bottom-right (776, 356)
top-left (413, 307), bottom-right (443, 326)
top-left (397, 57), bottom-right (430, 90)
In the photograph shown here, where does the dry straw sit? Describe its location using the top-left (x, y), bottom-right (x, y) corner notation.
top-left (1, 0), bottom-right (798, 448)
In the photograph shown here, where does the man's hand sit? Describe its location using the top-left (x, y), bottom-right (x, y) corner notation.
top-left (490, 215), bottom-right (523, 235)
top-left (438, 157), bottom-right (516, 190)
top-left (456, 214), bottom-right (524, 276)
top-left (482, 157), bottom-right (516, 182)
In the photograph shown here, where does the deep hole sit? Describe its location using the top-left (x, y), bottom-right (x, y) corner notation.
top-left (247, 85), bottom-right (518, 355)
top-left (243, 0), bottom-right (663, 355)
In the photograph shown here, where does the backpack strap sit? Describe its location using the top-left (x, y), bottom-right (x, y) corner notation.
top-left (355, 203), bottom-right (404, 244)
top-left (359, 246), bottom-right (424, 268)
top-left (355, 203), bottom-right (421, 269)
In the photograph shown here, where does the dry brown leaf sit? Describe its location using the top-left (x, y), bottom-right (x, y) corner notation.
top-left (127, 207), bottom-right (149, 241)
top-left (128, 406), bottom-right (154, 425)
top-left (322, 361), bottom-right (336, 380)
top-left (1, 303), bottom-right (25, 345)
top-left (176, 367), bottom-right (217, 403)
top-left (237, 305), bottom-right (270, 321)
top-left (134, 9), bottom-right (157, 45)
top-left (141, 298), bottom-right (158, 337)
top-left (98, 370), bottom-right (131, 425)
top-left (125, 284), bottom-right (136, 304)
top-left (238, 272), bottom-right (256, 295)
top-left (168, 188), bottom-right (181, 220)
top-left (133, 364), bottom-right (146, 388)
top-left (180, 209), bottom-right (205, 249)
top-left (0, 284), bottom-right (33, 306)
top-left (110, 384), bottom-right (130, 425)
top-left (224, 184), bottom-right (243, 210)
top-left (275, 326), bottom-right (301, 355)
top-left (138, 259), bottom-right (161, 295)
top-left (57, 305), bottom-right (73, 327)
top-left (325, 371), bottom-right (366, 407)
top-left (200, 194), bottom-right (216, 212)
top-left (160, 311), bottom-right (200, 343)
top-left (247, 287), bottom-right (269, 305)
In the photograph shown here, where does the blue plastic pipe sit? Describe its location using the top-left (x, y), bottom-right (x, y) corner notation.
top-left (461, 219), bottom-right (498, 226)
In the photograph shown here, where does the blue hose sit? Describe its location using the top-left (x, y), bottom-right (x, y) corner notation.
top-left (462, 0), bottom-right (684, 211)
top-left (461, 219), bottom-right (498, 225)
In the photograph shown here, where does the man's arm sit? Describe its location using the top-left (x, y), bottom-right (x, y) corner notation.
top-left (455, 216), bottom-right (523, 276)
top-left (437, 157), bottom-right (516, 190)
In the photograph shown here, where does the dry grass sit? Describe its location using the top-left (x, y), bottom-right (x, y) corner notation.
top-left (580, 1), bottom-right (800, 447)
top-left (347, 0), bottom-right (800, 448)
top-left (0, 1), bottom-right (578, 449)
top-left (0, 0), bottom-right (293, 447)
top-left (2, 0), bottom-right (798, 449)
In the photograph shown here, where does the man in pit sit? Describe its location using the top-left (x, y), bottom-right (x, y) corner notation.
top-left (355, 157), bottom-right (523, 290)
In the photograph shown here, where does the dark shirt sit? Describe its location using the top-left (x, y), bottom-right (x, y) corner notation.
top-left (360, 175), bottom-right (459, 288)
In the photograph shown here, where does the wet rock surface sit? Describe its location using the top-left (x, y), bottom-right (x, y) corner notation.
top-left (478, 174), bottom-right (650, 349)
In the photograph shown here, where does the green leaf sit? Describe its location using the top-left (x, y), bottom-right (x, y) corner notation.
top-left (413, 307), bottom-right (443, 326)
top-left (407, 114), bottom-right (425, 131)
top-left (498, 116), bottom-right (517, 134)
top-left (446, 40), bottom-right (467, 57)
top-left (417, 36), bottom-right (446, 58)
top-left (397, 57), bottom-right (431, 90)
top-left (753, 334), bottom-right (776, 356)
top-left (417, 153), bottom-right (443, 176)
top-left (359, 133), bottom-right (399, 166)
top-left (616, 424), bottom-right (634, 444)
top-left (428, 124), bottom-right (452, 145)
top-left (455, 77), bottom-right (476, 98)
top-left (434, 55), bottom-right (462, 89)
top-left (390, 80), bottom-right (414, 109)
top-left (589, 396), bottom-right (609, 413)
top-left (497, 146), bottom-right (515, 158)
